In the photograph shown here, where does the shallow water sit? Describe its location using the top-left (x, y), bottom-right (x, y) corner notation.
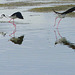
top-left (0, 11), bottom-right (75, 75)
top-left (0, 0), bottom-right (75, 75)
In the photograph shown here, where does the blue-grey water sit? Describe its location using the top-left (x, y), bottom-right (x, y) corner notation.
top-left (0, 0), bottom-right (75, 75)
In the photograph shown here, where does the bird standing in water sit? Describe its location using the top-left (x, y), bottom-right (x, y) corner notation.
top-left (53, 7), bottom-right (75, 28)
top-left (1, 12), bottom-right (24, 36)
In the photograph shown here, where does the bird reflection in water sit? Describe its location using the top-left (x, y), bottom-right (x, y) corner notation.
top-left (54, 29), bottom-right (75, 49)
top-left (9, 35), bottom-right (24, 45)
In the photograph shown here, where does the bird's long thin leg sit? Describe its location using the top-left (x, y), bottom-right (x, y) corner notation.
top-left (13, 19), bottom-right (15, 25)
top-left (57, 28), bottom-right (62, 38)
top-left (8, 18), bottom-right (12, 23)
top-left (54, 17), bottom-right (58, 27)
top-left (57, 18), bottom-right (62, 29)
top-left (9, 24), bottom-right (16, 37)
top-left (9, 28), bottom-right (16, 37)
top-left (9, 19), bottom-right (16, 37)
top-left (13, 19), bottom-right (16, 34)
top-left (54, 30), bottom-right (58, 46)
top-left (54, 30), bottom-right (58, 40)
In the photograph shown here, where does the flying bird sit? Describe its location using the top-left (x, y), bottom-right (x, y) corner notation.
top-left (53, 7), bottom-right (75, 28)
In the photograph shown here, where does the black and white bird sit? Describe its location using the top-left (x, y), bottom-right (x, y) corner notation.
top-left (9, 12), bottom-right (24, 21)
top-left (1, 12), bottom-right (24, 36)
top-left (53, 7), bottom-right (75, 28)
top-left (1, 12), bottom-right (24, 23)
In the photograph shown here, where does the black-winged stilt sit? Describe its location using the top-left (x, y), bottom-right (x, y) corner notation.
top-left (1, 12), bottom-right (24, 36)
top-left (53, 7), bottom-right (75, 28)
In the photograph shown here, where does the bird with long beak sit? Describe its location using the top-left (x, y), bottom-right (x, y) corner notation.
top-left (0, 12), bottom-right (24, 37)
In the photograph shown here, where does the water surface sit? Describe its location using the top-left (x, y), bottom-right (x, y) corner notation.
top-left (0, 0), bottom-right (75, 75)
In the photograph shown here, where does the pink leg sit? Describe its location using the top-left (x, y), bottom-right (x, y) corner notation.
top-left (13, 19), bottom-right (16, 34)
top-left (54, 30), bottom-right (57, 40)
top-left (9, 18), bottom-right (15, 25)
top-left (9, 28), bottom-right (16, 37)
top-left (9, 19), bottom-right (16, 37)
top-left (8, 18), bottom-right (12, 23)
top-left (57, 28), bottom-right (62, 38)
top-left (57, 18), bottom-right (62, 29)
top-left (54, 17), bottom-right (58, 27)
top-left (9, 24), bottom-right (16, 37)
top-left (13, 19), bottom-right (15, 25)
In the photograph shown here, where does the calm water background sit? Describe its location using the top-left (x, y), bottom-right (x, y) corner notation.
top-left (0, 0), bottom-right (75, 75)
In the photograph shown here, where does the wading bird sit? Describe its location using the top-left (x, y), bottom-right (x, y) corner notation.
top-left (53, 7), bottom-right (75, 28)
top-left (1, 12), bottom-right (24, 36)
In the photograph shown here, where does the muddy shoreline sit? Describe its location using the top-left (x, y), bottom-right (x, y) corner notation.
top-left (0, 1), bottom-right (75, 17)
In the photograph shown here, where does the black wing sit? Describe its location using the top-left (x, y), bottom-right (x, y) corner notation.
top-left (11, 12), bottom-right (24, 19)
top-left (16, 12), bottom-right (24, 19)
top-left (62, 7), bottom-right (75, 14)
